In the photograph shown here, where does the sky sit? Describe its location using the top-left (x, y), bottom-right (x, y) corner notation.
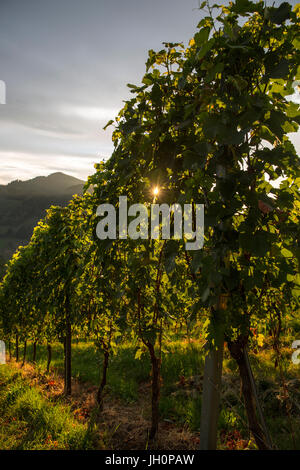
top-left (0, 0), bottom-right (299, 184)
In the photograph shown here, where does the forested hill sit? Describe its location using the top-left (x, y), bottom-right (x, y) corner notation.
top-left (0, 172), bottom-right (84, 261)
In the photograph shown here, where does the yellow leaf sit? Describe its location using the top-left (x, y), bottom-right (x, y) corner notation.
top-left (293, 3), bottom-right (300, 18)
top-left (257, 334), bottom-right (264, 347)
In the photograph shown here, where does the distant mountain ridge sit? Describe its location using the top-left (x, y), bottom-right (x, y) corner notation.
top-left (0, 172), bottom-right (85, 260)
top-left (0, 172), bottom-right (84, 197)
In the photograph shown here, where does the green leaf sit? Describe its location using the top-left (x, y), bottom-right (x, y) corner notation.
top-left (103, 119), bottom-right (114, 130)
top-left (134, 349), bottom-right (144, 360)
top-left (232, 0), bottom-right (260, 15)
top-left (194, 27), bottom-right (211, 47)
top-left (183, 150), bottom-right (206, 170)
top-left (268, 2), bottom-right (291, 24)
top-left (281, 247), bottom-right (293, 258)
top-left (151, 83), bottom-right (163, 105)
top-left (196, 38), bottom-right (214, 60)
top-left (205, 62), bottom-right (224, 83)
top-left (267, 60), bottom-right (290, 79)
top-left (239, 231), bottom-right (275, 257)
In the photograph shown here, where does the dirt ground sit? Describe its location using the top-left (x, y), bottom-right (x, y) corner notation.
top-left (10, 359), bottom-right (201, 450)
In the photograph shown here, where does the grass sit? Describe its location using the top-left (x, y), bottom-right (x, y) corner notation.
top-left (0, 364), bottom-right (98, 450)
top-left (18, 338), bottom-right (205, 402)
top-left (4, 332), bottom-right (300, 450)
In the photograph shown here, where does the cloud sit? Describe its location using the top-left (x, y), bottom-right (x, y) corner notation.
top-left (60, 105), bottom-right (119, 122)
top-left (0, 0), bottom-right (299, 186)
top-left (0, 151), bottom-right (105, 185)
top-left (286, 81), bottom-right (300, 105)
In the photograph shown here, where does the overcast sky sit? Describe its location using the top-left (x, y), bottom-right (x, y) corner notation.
top-left (0, 0), bottom-right (299, 184)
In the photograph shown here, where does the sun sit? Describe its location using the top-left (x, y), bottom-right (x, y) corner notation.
top-left (153, 186), bottom-right (160, 196)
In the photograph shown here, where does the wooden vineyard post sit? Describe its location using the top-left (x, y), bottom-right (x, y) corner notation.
top-left (199, 335), bottom-right (224, 449)
top-left (199, 294), bottom-right (228, 450)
